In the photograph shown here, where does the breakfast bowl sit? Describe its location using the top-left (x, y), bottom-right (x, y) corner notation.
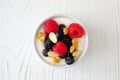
top-left (34, 14), bottom-right (88, 68)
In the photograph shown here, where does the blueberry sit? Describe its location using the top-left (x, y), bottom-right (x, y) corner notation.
top-left (42, 49), bottom-right (48, 57)
top-left (65, 54), bottom-right (74, 65)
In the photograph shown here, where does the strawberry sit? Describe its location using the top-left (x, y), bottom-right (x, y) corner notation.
top-left (68, 23), bottom-right (84, 38)
top-left (44, 19), bottom-right (59, 34)
top-left (53, 42), bottom-right (67, 56)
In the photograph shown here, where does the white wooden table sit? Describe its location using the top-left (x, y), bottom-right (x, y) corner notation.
top-left (0, 0), bottom-right (120, 80)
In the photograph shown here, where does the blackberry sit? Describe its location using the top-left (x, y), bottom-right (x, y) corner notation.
top-left (57, 30), bottom-right (63, 39)
top-left (59, 24), bottom-right (66, 30)
top-left (57, 24), bottom-right (66, 39)
top-left (60, 53), bottom-right (67, 59)
top-left (44, 35), bottom-right (54, 50)
top-left (58, 35), bottom-right (72, 50)
top-left (60, 51), bottom-right (71, 59)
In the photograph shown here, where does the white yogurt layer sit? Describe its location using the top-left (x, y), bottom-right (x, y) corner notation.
top-left (35, 16), bottom-right (85, 66)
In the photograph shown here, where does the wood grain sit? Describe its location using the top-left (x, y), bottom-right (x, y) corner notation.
top-left (0, 0), bottom-right (120, 80)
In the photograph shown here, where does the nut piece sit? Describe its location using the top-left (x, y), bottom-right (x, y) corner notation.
top-left (63, 28), bottom-right (68, 35)
top-left (72, 50), bottom-right (82, 57)
top-left (39, 33), bottom-right (46, 42)
top-left (52, 57), bottom-right (61, 63)
top-left (48, 51), bottom-right (59, 57)
top-left (72, 38), bottom-right (78, 44)
top-left (72, 38), bottom-right (78, 49)
top-left (49, 32), bottom-right (57, 43)
top-left (74, 43), bottom-right (78, 48)
top-left (70, 45), bottom-right (75, 53)
top-left (37, 32), bottom-right (43, 39)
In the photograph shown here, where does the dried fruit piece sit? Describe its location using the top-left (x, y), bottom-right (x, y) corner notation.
top-left (63, 28), bottom-right (68, 35)
top-left (49, 32), bottom-right (57, 43)
top-left (48, 51), bottom-right (59, 57)
top-left (52, 57), bottom-right (61, 63)
top-left (72, 50), bottom-right (82, 57)
top-left (70, 45), bottom-right (75, 53)
top-left (39, 33), bottom-right (47, 42)
top-left (37, 32), bottom-right (43, 39)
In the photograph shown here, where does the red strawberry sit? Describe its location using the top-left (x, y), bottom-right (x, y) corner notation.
top-left (44, 19), bottom-right (59, 34)
top-left (53, 42), bottom-right (67, 56)
top-left (68, 23), bottom-right (84, 38)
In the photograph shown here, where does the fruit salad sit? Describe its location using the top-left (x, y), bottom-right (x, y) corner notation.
top-left (35, 17), bottom-right (85, 65)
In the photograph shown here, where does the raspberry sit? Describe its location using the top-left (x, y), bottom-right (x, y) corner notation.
top-left (44, 19), bottom-right (59, 34)
top-left (53, 42), bottom-right (67, 56)
top-left (68, 23), bottom-right (84, 38)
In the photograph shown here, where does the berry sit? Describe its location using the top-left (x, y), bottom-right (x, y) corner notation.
top-left (44, 19), bottom-right (59, 34)
top-left (60, 53), bottom-right (67, 59)
top-left (59, 51), bottom-right (70, 59)
top-left (57, 24), bottom-right (66, 39)
top-left (59, 24), bottom-right (66, 30)
top-left (65, 53), bottom-right (74, 65)
top-left (68, 23), bottom-right (84, 38)
top-left (57, 29), bottom-right (63, 39)
top-left (42, 49), bottom-right (48, 57)
top-left (53, 42), bottom-right (67, 56)
top-left (58, 35), bottom-right (72, 50)
top-left (44, 35), bottom-right (54, 50)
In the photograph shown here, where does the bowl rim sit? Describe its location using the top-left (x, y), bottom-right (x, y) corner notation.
top-left (34, 13), bottom-right (88, 69)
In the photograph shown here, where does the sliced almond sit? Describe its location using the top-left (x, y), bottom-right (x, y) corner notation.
top-left (49, 32), bottom-right (57, 43)
top-left (48, 51), bottom-right (59, 57)
top-left (72, 50), bottom-right (82, 57)
top-left (52, 57), bottom-right (61, 63)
